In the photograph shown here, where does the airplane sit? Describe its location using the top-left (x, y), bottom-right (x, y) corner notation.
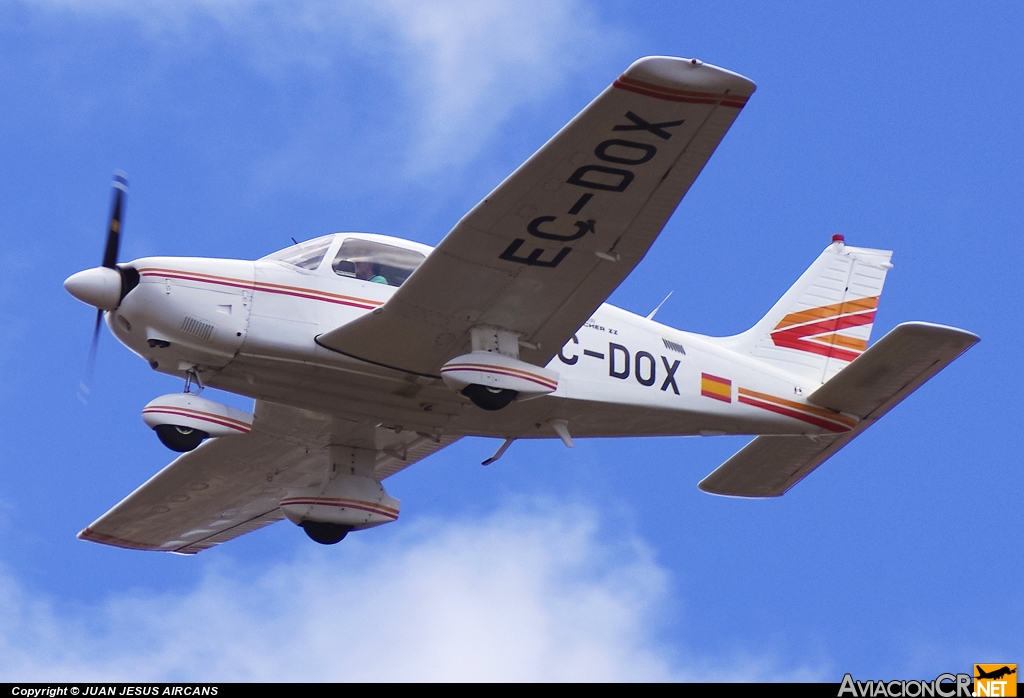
top-left (976, 666), bottom-right (1017, 681)
top-left (63, 56), bottom-right (978, 554)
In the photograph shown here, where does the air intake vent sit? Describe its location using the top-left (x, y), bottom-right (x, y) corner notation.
top-left (662, 338), bottom-right (686, 355)
top-left (181, 316), bottom-right (215, 341)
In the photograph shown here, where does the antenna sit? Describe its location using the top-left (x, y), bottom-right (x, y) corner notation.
top-left (646, 291), bottom-right (673, 320)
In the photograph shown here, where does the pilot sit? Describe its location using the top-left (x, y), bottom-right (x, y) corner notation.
top-left (354, 261), bottom-right (388, 284)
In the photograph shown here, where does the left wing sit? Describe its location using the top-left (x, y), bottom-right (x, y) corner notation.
top-left (80, 401), bottom-right (458, 554)
top-left (318, 56), bottom-right (755, 376)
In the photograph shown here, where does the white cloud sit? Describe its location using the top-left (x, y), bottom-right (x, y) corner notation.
top-left (0, 503), bottom-right (827, 681)
top-left (23, 0), bottom-right (616, 173)
top-left (368, 0), bottom-right (612, 174)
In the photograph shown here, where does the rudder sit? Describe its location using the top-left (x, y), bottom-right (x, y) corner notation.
top-left (715, 236), bottom-right (893, 385)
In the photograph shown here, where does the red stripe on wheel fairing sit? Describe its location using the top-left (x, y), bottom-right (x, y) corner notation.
top-left (142, 407), bottom-right (251, 433)
top-left (441, 363), bottom-right (558, 391)
top-left (280, 497), bottom-right (399, 520)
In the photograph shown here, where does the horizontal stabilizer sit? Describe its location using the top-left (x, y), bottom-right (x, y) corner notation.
top-left (699, 321), bottom-right (978, 497)
top-left (698, 433), bottom-right (848, 497)
top-left (807, 321), bottom-right (979, 418)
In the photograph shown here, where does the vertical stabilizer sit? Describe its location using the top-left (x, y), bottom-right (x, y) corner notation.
top-left (717, 237), bottom-right (893, 385)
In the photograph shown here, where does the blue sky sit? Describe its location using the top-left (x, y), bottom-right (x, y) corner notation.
top-left (0, 0), bottom-right (1020, 681)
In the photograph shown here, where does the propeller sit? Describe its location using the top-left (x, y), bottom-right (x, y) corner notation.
top-left (74, 171), bottom-right (128, 403)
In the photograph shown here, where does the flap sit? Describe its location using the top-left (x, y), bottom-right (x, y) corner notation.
top-left (317, 56), bottom-right (755, 376)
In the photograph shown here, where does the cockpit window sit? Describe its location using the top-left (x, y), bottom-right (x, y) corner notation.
top-left (263, 237), bottom-right (332, 270)
top-left (332, 238), bottom-right (425, 287)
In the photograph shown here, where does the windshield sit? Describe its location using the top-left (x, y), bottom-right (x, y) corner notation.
top-left (332, 238), bottom-right (425, 287)
top-left (263, 237), bottom-right (333, 270)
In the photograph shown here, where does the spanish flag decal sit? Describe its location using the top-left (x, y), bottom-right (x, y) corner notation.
top-left (701, 373), bottom-right (732, 403)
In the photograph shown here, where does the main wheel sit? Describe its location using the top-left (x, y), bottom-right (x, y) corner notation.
top-left (461, 384), bottom-right (518, 411)
top-left (300, 521), bottom-right (352, 545)
top-left (154, 424), bottom-right (209, 452)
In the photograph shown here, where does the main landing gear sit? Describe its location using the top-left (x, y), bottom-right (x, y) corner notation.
top-left (461, 384), bottom-right (518, 411)
top-left (154, 424), bottom-right (209, 453)
top-left (300, 521), bottom-right (354, 545)
top-left (142, 370), bottom-right (256, 453)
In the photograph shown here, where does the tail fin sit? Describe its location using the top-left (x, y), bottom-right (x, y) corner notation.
top-left (717, 237), bottom-right (893, 385)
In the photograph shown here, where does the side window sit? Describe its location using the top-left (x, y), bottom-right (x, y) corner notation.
top-left (332, 239), bottom-right (426, 287)
top-left (264, 238), bottom-right (332, 270)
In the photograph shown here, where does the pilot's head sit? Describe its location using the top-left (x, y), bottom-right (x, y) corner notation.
top-left (354, 261), bottom-right (380, 280)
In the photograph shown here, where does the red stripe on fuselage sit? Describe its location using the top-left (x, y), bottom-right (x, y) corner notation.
top-left (737, 395), bottom-right (851, 433)
top-left (137, 268), bottom-right (382, 311)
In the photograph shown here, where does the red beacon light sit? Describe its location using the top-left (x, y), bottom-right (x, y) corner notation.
top-left (832, 234), bottom-right (845, 244)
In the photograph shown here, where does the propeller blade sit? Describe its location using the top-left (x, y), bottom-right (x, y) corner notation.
top-left (79, 170), bottom-right (128, 404)
top-left (78, 308), bottom-right (104, 404)
top-left (101, 171), bottom-right (128, 269)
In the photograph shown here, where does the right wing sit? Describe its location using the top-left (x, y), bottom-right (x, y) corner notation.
top-left (698, 322), bottom-right (978, 497)
top-left (318, 56), bottom-right (755, 376)
top-left (79, 401), bottom-right (458, 554)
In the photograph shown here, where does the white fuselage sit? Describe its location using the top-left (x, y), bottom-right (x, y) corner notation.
top-left (108, 233), bottom-right (853, 442)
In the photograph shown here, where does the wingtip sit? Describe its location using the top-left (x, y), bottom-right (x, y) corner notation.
top-left (624, 56), bottom-right (757, 96)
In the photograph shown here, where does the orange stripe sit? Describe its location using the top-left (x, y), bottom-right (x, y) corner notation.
top-left (614, 75), bottom-right (750, 108)
top-left (79, 527), bottom-right (168, 551)
top-left (775, 297), bottom-right (879, 329)
top-left (280, 497), bottom-right (399, 519)
top-left (737, 388), bottom-right (857, 428)
top-left (809, 333), bottom-right (869, 352)
top-left (738, 394), bottom-right (851, 433)
top-left (141, 405), bottom-right (251, 428)
top-left (442, 362), bottom-right (558, 390)
top-left (142, 407), bottom-right (252, 433)
top-left (138, 268), bottom-right (383, 309)
top-left (254, 280), bottom-right (381, 307)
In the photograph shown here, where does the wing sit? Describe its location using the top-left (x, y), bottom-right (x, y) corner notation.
top-left (317, 56), bottom-right (755, 376)
top-left (80, 401), bottom-right (459, 554)
top-left (698, 322), bottom-right (978, 497)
